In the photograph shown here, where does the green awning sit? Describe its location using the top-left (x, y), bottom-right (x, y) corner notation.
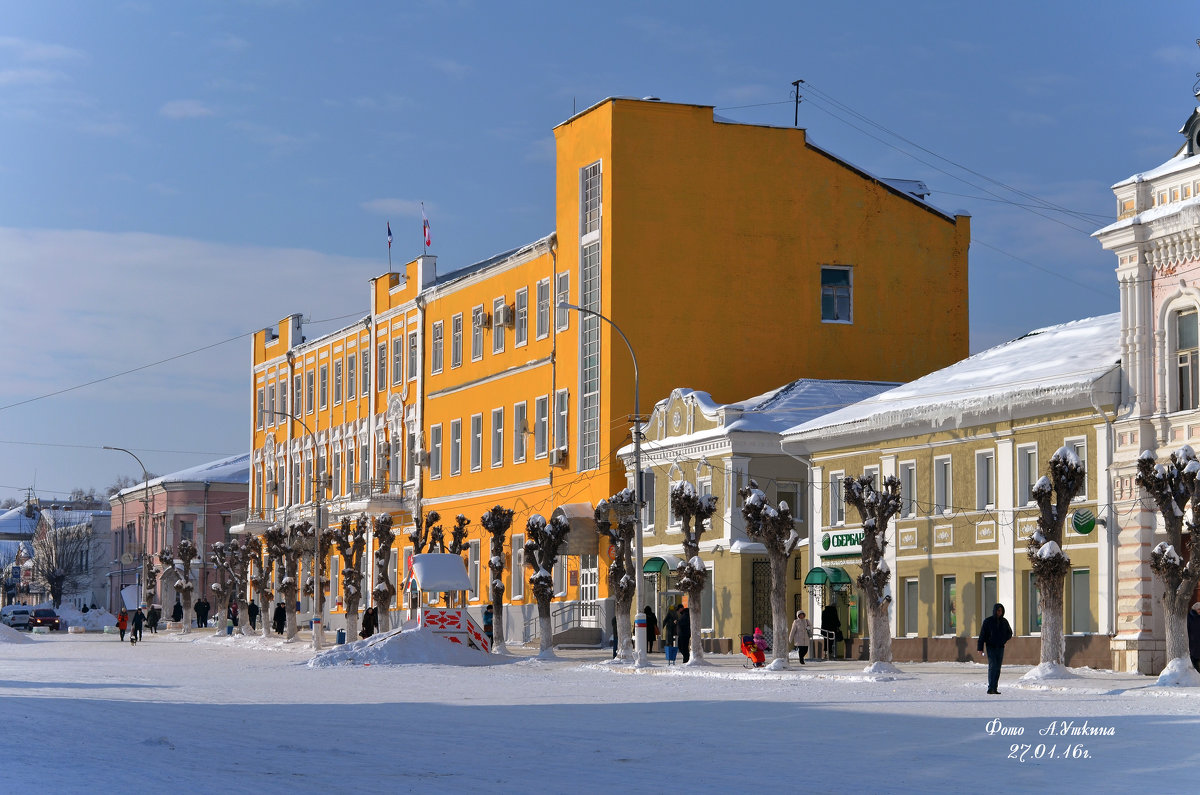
top-left (643, 554), bottom-right (683, 573)
top-left (803, 566), bottom-right (852, 587)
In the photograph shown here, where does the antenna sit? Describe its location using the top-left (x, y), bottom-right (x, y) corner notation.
top-left (791, 79), bottom-right (803, 127)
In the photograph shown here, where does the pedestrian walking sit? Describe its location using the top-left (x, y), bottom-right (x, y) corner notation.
top-left (116, 607), bottom-right (129, 642)
top-left (977, 603), bottom-right (1013, 694)
top-left (1188, 602), bottom-right (1200, 673)
top-left (195, 597), bottom-right (210, 629)
top-left (482, 604), bottom-right (494, 646)
top-left (663, 604), bottom-right (679, 664)
top-left (611, 614), bottom-right (618, 658)
top-left (248, 602), bottom-right (259, 630)
top-left (146, 605), bottom-right (161, 634)
top-left (359, 606), bottom-right (377, 639)
top-left (272, 602), bottom-right (287, 634)
top-left (644, 605), bottom-right (659, 654)
top-left (678, 603), bottom-right (691, 664)
top-left (131, 606), bottom-right (146, 643)
top-left (789, 610), bottom-right (811, 664)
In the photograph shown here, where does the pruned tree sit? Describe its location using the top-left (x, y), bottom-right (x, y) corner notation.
top-left (31, 522), bottom-right (94, 608)
top-left (671, 482), bottom-right (718, 665)
top-left (524, 513), bottom-right (570, 658)
top-left (209, 541), bottom-right (235, 637)
top-left (142, 552), bottom-right (161, 609)
top-left (372, 514), bottom-right (397, 632)
top-left (595, 490), bottom-right (637, 662)
top-left (409, 509), bottom-right (440, 554)
top-left (299, 522), bottom-right (334, 648)
top-left (218, 537), bottom-right (252, 637)
top-left (1028, 446), bottom-right (1085, 671)
top-left (738, 481), bottom-right (800, 668)
top-left (265, 523), bottom-right (304, 640)
top-left (245, 535), bottom-right (274, 638)
top-left (332, 514), bottom-right (368, 641)
top-left (1135, 446), bottom-right (1200, 683)
top-left (157, 539), bottom-right (198, 634)
top-left (842, 473), bottom-right (902, 668)
top-left (448, 514), bottom-right (469, 555)
top-left (481, 505), bottom-right (514, 654)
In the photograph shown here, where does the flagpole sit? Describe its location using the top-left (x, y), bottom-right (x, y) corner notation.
top-left (421, 202), bottom-right (428, 256)
top-left (387, 220), bottom-right (392, 272)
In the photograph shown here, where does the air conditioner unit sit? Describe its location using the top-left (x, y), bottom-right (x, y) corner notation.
top-left (549, 448), bottom-right (567, 467)
top-left (497, 304), bottom-right (515, 328)
top-left (415, 450), bottom-right (430, 466)
top-left (473, 312), bottom-right (491, 329)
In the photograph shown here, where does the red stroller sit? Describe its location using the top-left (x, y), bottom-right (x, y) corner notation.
top-left (740, 634), bottom-right (765, 668)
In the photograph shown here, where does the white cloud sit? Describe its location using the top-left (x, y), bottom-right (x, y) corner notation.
top-left (0, 36), bottom-right (86, 62)
top-left (212, 34), bottom-right (250, 52)
top-left (361, 198), bottom-right (426, 217)
top-left (0, 67), bottom-right (65, 86)
top-left (431, 58), bottom-right (468, 78)
top-left (160, 99), bottom-right (216, 119)
top-left (229, 120), bottom-right (316, 154)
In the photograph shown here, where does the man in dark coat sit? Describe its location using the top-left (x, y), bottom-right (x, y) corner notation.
top-left (131, 606), bottom-right (146, 643)
top-left (146, 605), bottom-right (160, 634)
top-left (359, 606), bottom-right (377, 639)
top-left (195, 597), bottom-right (210, 629)
top-left (1188, 602), bottom-right (1200, 672)
top-left (677, 604), bottom-right (691, 664)
top-left (978, 603), bottom-right (1014, 694)
top-left (172, 599), bottom-right (183, 623)
top-left (272, 602), bottom-right (287, 634)
top-left (248, 601), bottom-right (259, 630)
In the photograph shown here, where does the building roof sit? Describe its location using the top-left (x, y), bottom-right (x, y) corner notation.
top-left (783, 314), bottom-right (1122, 445)
top-left (113, 453), bottom-right (249, 500)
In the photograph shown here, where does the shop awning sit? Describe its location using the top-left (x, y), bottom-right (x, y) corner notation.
top-left (643, 554), bottom-right (683, 573)
top-left (803, 566), bottom-right (852, 587)
top-left (410, 553), bottom-right (471, 593)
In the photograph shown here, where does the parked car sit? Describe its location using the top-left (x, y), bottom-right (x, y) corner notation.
top-left (28, 608), bottom-right (60, 631)
top-left (1, 605), bottom-right (32, 629)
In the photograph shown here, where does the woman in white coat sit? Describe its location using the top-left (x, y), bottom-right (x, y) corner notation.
top-left (789, 610), bottom-right (812, 664)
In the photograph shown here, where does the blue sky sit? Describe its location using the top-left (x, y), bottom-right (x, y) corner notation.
top-left (0, 0), bottom-right (1194, 499)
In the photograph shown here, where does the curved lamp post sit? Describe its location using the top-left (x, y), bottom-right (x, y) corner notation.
top-left (103, 446), bottom-right (151, 610)
top-left (557, 302), bottom-right (648, 667)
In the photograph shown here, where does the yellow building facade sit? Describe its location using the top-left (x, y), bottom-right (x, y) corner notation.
top-left (244, 97), bottom-right (970, 641)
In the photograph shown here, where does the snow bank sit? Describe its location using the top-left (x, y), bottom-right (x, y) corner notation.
top-left (0, 623), bottom-right (33, 644)
top-left (308, 626), bottom-right (508, 668)
top-left (1154, 657), bottom-right (1200, 687)
top-left (36, 603), bottom-right (117, 631)
top-left (1019, 661), bottom-right (1078, 682)
top-left (863, 661), bottom-right (903, 675)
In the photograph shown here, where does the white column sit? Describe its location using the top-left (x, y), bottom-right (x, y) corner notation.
top-left (995, 438), bottom-right (1016, 614)
top-left (1094, 421), bottom-right (1114, 635)
top-left (880, 455), bottom-right (898, 638)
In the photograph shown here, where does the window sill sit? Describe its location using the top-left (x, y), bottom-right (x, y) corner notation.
top-left (821, 318), bottom-right (853, 325)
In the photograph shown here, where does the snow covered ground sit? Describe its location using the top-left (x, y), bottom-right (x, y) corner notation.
top-left (2, 631), bottom-right (1199, 793)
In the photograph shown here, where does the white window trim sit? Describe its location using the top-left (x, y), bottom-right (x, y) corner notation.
top-left (776, 479), bottom-right (802, 524)
top-left (667, 477), bottom-right (683, 532)
top-left (514, 287), bottom-right (528, 348)
top-left (491, 407), bottom-right (504, 469)
top-left (898, 460), bottom-right (917, 519)
top-left (904, 578), bottom-right (919, 637)
top-left (392, 338), bottom-right (403, 386)
top-left (975, 449), bottom-right (995, 511)
top-left (319, 365), bottom-right (329, 409)
top-left (429, 423), bottom-right (442, 480)
top-left (470, 413), bottom-right (483, 473)
top-left (1016, 443), bottom-right (1038, 508)
top-left (555, 271), bottom-right (570, 332)
top-left (333, 360), bottom-right (343, 406)
top-left (513, 400), bottom-right (527, 464)
top-left (492, 297), bottom-right (506, 355)
top-left (450, 418), bottom-right (462, 477)
top-left (535, 278), bottom-right (551, 340)
top-left (933, 456), bottom-right (952, 516)
top-left (451, 313), bottom-right (463, 369)
top-left (534, 395), bottom-right (549, 459)
top-left (829, 471), bottom-right (846, 526)
top-left (511, 534), bottom-right (525, 600)
top-left (408, 332), bottom-right (418, 383)
top-left (1065, 436), bottom-right (1089, 502)
top-left (820, 265), bottom-right (853, 324)
top-left (431, 321), bottom-right (444, 375)
top-left (471, 305), bottom-right (485, 362)
top-left (554, 388), bottom-right (569, 452)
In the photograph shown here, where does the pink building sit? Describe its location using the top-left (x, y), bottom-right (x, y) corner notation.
top-left (107, 454), bottom-right (248, 613)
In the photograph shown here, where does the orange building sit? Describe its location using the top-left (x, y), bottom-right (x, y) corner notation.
top-left (242, 97), bottom-right (970, 643)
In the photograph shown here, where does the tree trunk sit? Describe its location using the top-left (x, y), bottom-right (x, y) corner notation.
top-left (258, 591), bottom-right (273, 639)
top-left (181, 589), bottom-right (194, 635)
top-left (282, 555), bottom-right (299, 641)
top-left (538, 595), bottom-right (553, 657)
top-left (1164, 581), bottom-right (1191, 662)
top-left (490, 581), bottom-right (507, 654)
top-left (688, 601), bottom-right (703, 664)
top-left (615, 596), bottom-right (633, 660)
top-left (1037, 572), bottom-right (1065, 666)
top-left (769, 552), bottom-right (788, 667)
top-left (868, 599), bottom-right (892, 663)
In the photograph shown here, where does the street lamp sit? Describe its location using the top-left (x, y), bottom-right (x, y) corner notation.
top-left (557, 302), bottom-right (648, 667)
top-left (266, 409), bottom-right (326, 650)
top-left (103, 446), bottom-right (151, 611)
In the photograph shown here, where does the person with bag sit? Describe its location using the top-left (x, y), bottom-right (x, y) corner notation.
top-left (116, 607), bottom-right (129, 642)
top-left (789, 610), bottom-right (811, 664)
top-left (662, 605), bottom-right (679, 665)
top-left (643, 605), bottom-right (659, 654)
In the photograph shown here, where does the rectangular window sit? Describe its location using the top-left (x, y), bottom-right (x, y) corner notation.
top-left (534, 395), bottom-right (549, 458)
top-left (468, 540), bottom-right (480, 600)
top-left (266, 384), bottom-right (275, 426)
top-left (1071, 568), bottom-right (1092, 633)
top-left (641, 470), bottom-right (656, 528)
top-left (1179, 310), bottom-right (1198, 410)
top-left (332, 450), bottom-right (342, 497)
top-left (981, 574), bottom-right (997, 629)
top-left (470, 414), bottom-right (482, 472)
top-left (1017, 445), bottom-right (1038, 506)
top-left (554, 554), bottom-right (567, 597)
top-left (347, 443), bottom-right (356, 493)
top-left (319, 365), bottom-right (329, 409)
top-left (934, 457), bottom-right (952, 515)
top-left (513, 401), bottom-right (527, 463)
top-left (492, 297), bottom-right (506, 354)
top-left (904, 579), bottom-right (919, 636)
top-left (491, 408), bottom-right (504, 468)
top-left (511, 535), bottom-right (525, 600)
top-left (256, 388), bottom-right (265, 430)
top-left (406, 430), bottom-right (417, 482)
top-left (451, 314), bottom-right (463, 368)
top-left (293, 375), bottom-right (302, 417)
top-left (305, 372), bottom-right (315, 414)
top-left (429, 424), bottom-right (442, 479)
top-left (579, 241), bottom-right (601, 470)
top-left (378, 342), bottom-right (387, 392)
top-left (450, 419), bottom-right (462, 476)
top-left (555, 272), bottom-right (570, 331)
top-left (1067, 438), bottom-right (1088, 500)
top-left (941, 576), bottom-right (957, 635)
top-left (291, 457), bottom-right (301, 503)
top-left (1027, 572), bottom-right (1042, 634)
top-left (392, 338), bottom-right (403, 386)
top-left (975, 450), bottom-right (995, 510)
top-left (829, 472), bottom-right (845, 525)
top-left (471, 306), bottom-right (484, 361)
top-left (346, 353), bottom-right (356, 399)
top-left (431, 321), bottom-right (444, 374)
top-left (408, 332), bottom-right (418, 382)
top-left (361, 347), bottom-right (370, 396)
top-left (668, 479), bottom-right (681, 527)
top-left (821, 266), bottom-right (853, 323)
top-left (581, 160), bottom-right (602, 236)
top-left (554, 389), bottom-right (569, 452)
top-left (777, 480), bottom-right (804, 536)
top-left (536, 279), bottom-right (550, 339)
top-left (515, 288), bottom-right (528, 347)
top-left (899, 462), bottom-right (916, 518)
top-left (333, 360), bottom-right (343, 405)
top-left (278, 379), bottom-right (287, 419)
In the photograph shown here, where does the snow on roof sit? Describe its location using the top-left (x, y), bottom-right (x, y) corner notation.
top-left (0, 504), bottom-right (39, 538)
top-left (114, 453), bottom-right (249, 499)
top-left (430, 233), bottom-right (556, 289)
top-left (410, 553), bottom-right (472, 593)
top-left (784, 314), bottom-right (1122, 444)
top-left (1110, 146), bottom-right (1200, 190)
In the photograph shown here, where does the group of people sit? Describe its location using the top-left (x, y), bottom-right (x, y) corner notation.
top-left (114, 606), bottom-right (146, 644)
top-left (611, 604), bottom-right (691, 664)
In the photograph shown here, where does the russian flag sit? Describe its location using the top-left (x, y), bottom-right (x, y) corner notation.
top-left (386, 222), bottom-right (392, 249)
top-left (422, 209), bottom-right (431, 248)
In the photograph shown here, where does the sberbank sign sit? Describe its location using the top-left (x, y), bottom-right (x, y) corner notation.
top-left (822, 531), bottom-right (864, 552)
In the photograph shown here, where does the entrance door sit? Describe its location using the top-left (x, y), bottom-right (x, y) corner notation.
top-left (579, 554), bottom-right (598, 627)
top-left (751, 560), bottom-right (771, 636)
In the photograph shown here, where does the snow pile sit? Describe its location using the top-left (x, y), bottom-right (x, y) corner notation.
top-left (39, 603), bottom-right (117, 631)
top-left (766, 658), bottom-right (788, 671)
top-left (308, 626), bottom-right (506, 668)
top-left (0, 623), bottom-right (33, 644)
top-left (1035, 540), bottom-right (1064, 560)
top-left (1154, 657), bottom-right (1200, 687)
top-left (1019, 661), bottom-right (1078, 681)
top-left (863, 661), bottom-right (903, 675)
top-left (1153, 542), bottom-right (1182, 566)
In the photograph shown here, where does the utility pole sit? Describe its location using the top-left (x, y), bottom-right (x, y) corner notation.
top-left (792, 79), bottom-right (803, 127)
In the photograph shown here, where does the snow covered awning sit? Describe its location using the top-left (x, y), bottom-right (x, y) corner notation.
top-left (804, 566), bottom-right (852, 588)
top-left (643, 554), bottom-right (683, 573)
top-left (410, 554), bottom-right (471, 593)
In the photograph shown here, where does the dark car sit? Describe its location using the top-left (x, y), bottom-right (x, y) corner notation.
top-left (29, 608), bottom-right (60, 631)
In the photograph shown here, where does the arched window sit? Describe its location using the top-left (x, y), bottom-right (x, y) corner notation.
top-left (1177, 310), bottom-right (1199, 411)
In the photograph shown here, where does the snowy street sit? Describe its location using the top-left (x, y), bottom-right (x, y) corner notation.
top-left (2, 630), bottom-right (1199, 793)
